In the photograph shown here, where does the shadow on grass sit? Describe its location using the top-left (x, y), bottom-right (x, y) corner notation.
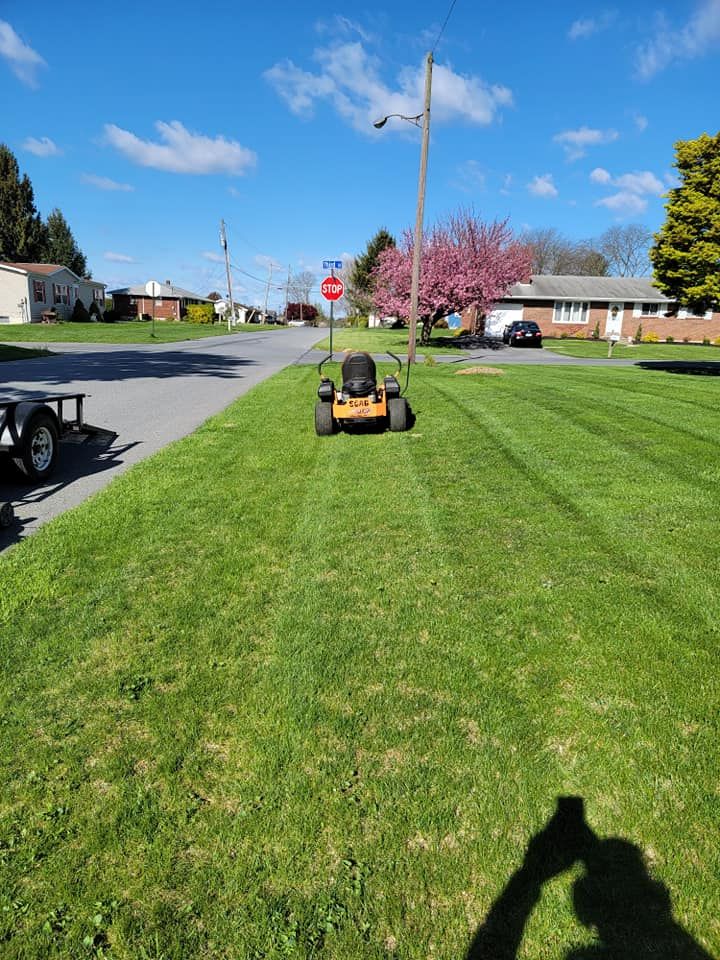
top-left (636, 360), bottom-right (720, 376)
top-left (0, 429), bottom-right (137, 552)
top-left (466, 797), bottom-right (714, 960)
top-left (430, 334), bottom-right (507, 351)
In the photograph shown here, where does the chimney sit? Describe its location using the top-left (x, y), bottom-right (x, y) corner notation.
top-left (165, 279), bottom-right (171, 286)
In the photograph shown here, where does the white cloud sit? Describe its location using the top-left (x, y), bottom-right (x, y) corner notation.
top-left (634, 114), bottom-right (648, 132)
top-left (0, 20), bottom-right (45, 87)
top-left (596, 192), bottom-right (648, 214)
top-left (254, 254), bottom-right (283, 271)
top-left (202, 251), bottom-right (225, 263)
top-left (104, 252), bottom-right (136, 263)
top-left (636, 0), bottom-right (720, 79)
top-left (104, 121), bottom-right (257, 175)
top-left (453, 159), bottom-right (485, 193)
top-left (568, 13), bottom-right (615, 40)
top-left (265, 42), bottom-right (513, 133)
top-left (500, 173), bottom-right (513, 195)
top-left (22, 136), bottom-right (60, 157)
top-left (315, 15), bottom-right (375, 43)
top-left (613, 171), bottom-right (663, 194)
top-left (81, 173), bottom-right (134, 192)
top-left (527, 174), bottom-right (558, 198)
top-left (553, 125), bottom-right (619, 160)
top-left (593, 167), bottom-right (665, 216)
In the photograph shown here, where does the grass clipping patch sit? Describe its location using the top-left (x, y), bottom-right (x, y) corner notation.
top-left (455, 365), bottom-right (504, 375)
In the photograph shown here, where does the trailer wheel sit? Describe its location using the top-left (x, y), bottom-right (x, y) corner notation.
top-left (13, 411), bottom-right (59, 482)
top-left (388, 397), bottom-right (409, 432)
top-left (0, 502), bottom-right (14, 528)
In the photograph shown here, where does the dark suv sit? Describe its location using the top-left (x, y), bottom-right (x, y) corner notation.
top-left (503, 320), bottom-right (543, 347)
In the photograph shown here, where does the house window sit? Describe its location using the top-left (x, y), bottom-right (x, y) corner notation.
top-left (33, 280), bottom-right (46, 303)
top-left (93, 288), bottom-right (104, 302)
top-left (553, 301), bottom-right (589, 324)
top-left (678, 306), bottom-right (714, 320)
top-left (53, 283), bottom-right (69, 305)
top-left (641, 303), bottom-right (659, 316)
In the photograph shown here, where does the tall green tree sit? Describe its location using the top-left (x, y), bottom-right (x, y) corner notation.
top-left (650, 132), bottom-right (720, 313)
top-left (348, 228), bottom-right (396, 314)
top-left (0, 144), bottom-right (48, 262)
top-left (45, 208), bottom-right (89, 277)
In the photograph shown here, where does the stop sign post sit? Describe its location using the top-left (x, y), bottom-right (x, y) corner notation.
top-left (320, 268), bottom-right (344, 356)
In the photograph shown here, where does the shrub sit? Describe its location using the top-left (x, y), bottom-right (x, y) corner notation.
top-left (713, 337), bottom-right (720, 346)
top-left (666, 336), bottom-right (675, 344)
top-left (703, 338), bottom-right (711, 346)
top-left (642, 331), bottom-right (660, 343)
top-left (424, 354), bottom-right (437, 366)
top-left (435, 317), bottom-right (449, 329)
top-left (71, 298), bottom-right (91, 322)
top-left (88, 300), bottom-right (101, 320)
top-left (634, 323), bottom-right (643, 343)
top-left (591, 321), bottom-right (600, 340)
top-left (356, 316), bottom-right (369, 328)
top-left (683, 337), bottom-right (690, 343)
top-left (560, 331), bottom-right (570, 339)
top-left (574, 329), bottom-right (586, 340)
top-left (186, 304), bottom-right (215, 324)
top-left (101, 308), bottom-right (118, 323)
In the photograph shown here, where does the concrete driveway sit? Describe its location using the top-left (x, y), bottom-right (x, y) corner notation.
top-left (0, 328), bottom-right (321, 550)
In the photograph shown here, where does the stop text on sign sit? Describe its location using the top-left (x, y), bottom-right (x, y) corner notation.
top-left (320, 276), bottom-right (344, 301)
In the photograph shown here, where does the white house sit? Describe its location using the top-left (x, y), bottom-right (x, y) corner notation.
top-left (0, 262), bottom-right (106, 323)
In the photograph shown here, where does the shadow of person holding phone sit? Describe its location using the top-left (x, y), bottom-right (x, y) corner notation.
top-left (466, 797), bottom-right (714, 960)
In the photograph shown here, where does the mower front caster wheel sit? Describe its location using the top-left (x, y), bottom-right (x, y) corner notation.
top-left (0, 502), bottom-right (14, 529)
top-left (388, 397), bottom-right (409, 432)
top-left (315, 401), bottom-right (336, 436)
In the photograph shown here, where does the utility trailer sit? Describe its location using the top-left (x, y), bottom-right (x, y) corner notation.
top-left (0, 393), bottom-right (91, 528)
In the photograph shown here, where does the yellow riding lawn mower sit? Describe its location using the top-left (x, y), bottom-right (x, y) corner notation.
top-left (315, 351), bottom-right (412, 435)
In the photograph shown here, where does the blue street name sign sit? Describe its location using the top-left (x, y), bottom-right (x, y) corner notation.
top-left (322, 260), bottom-right (343, 270)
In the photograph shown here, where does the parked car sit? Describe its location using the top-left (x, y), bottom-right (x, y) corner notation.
top-left (503, 320), bottom-right (543, 347)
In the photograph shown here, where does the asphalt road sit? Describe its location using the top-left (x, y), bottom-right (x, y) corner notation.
top-left (0, 328), bottom-right (321, 550)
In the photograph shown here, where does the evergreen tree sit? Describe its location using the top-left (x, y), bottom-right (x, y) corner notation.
top-left (0, 144), bottom-right (48, 262)
top-left (650, 132), bottom-right (720, 313)
top-left (348, 228), bottom-right (396, 314)
top-left (45, 208), bottom-right (89, 277)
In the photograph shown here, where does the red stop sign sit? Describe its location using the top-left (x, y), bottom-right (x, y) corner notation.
top-left (320, 276), bottom-right (344, 301)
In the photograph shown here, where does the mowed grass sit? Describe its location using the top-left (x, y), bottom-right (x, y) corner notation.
top-left (0, 321), bottom-right (282, 344)
top-left (1, 363), bottom-right (719, 958)
top-left (313, 327), bottom-right (465, 355)
top-left (545, 338), bottom-right (720, 361)
top-left (0, 344), bottom-right (53, 362)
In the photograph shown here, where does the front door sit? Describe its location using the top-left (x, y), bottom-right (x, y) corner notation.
top-left (605, 302), bottom-right (624, 338)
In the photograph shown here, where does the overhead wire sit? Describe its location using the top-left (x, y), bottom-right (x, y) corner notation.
top-left (432, 0), bottom-right (459, 52)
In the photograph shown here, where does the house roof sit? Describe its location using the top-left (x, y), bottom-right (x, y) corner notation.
top-left (0, 262), bottom-right (103, 286)
top-left (506, 275), bottom-right (670, 302)
top-left (109, 282), bottom-right (211, 301)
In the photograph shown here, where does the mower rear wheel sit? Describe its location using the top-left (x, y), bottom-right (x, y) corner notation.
top-left (315, 401), bottom-right (336, 436)
top-left (388, 397), bottom-right (409, 432)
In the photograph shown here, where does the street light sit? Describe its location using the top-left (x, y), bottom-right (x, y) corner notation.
top-left (373, 51), bottom-right (433, 363)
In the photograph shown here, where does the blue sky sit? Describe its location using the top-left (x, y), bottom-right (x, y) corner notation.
top-left (2, 0), bottom-right (719, 309)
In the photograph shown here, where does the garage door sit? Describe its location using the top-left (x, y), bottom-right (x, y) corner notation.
top-left (484, 302), bottom-right (524, 338)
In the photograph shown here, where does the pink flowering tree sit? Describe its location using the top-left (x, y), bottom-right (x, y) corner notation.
top-left (372, 210), bottom-right (532, 344)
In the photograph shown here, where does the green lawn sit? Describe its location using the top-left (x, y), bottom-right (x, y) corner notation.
top-left (545, 338), bottom-right (720, 361)
top-left (0, 363), bottom-right (718, 958)
top-left (0, 321), bottom-right (282, 344)
top-left (313, 326), bottom-right (465, 355)
top-left (0, 344), bottom-right (52, 362)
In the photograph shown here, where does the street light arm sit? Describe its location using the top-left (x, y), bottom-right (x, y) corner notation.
top-left (373, 113), bottom-right (423, 129)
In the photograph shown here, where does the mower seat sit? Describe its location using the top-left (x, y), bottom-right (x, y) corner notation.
top-left (341, 351), bottom-right (377, 397)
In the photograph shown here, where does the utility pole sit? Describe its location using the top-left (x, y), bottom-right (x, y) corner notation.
top-left (220, 219), bottom-right (235, 332)
top-left (263, 262), bottom-right (274, 322)
top-left (408, 51), bottom-right (433, 364)
top-left (284, 265), bottom-right (291, 323)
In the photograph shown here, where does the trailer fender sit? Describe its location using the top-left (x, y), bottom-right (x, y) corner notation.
top-left (0, 402), bottom-right (60, 449)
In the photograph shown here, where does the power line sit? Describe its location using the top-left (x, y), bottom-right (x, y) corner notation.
top-left (432, 0), bottom-right (459, 52)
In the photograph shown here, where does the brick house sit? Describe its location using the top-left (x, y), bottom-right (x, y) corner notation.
top-left (466, 276), bottom-right (718, 342)
top-left (109, 281), bottom-right (212, 320)
top-left (0, 262), bottom-right (105, 323)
